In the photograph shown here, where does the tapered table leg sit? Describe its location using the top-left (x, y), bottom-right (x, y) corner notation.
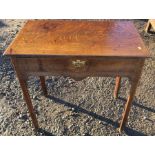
top-left (114, 76), bottom-right (121, 99)
top-left (118, 76), bottom-right (140, 132)
top-left (18, 76), bottom-right (39, 129)
top-left (39, 76), bottom-right (48, 96)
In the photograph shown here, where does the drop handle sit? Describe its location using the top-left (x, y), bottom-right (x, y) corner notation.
top-left (72, 60), bottom-right (86, 68)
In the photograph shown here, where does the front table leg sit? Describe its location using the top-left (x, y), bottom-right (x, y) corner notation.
top-left (18, 76), bottom-right (39, 129)
top-left (118, 76), bottom-right (140, 132)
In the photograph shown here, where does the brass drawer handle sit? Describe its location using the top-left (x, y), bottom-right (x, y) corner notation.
top-left (72, 60), bottom-right (86, 68)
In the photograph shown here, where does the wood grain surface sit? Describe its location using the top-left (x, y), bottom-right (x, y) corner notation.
top-left (4, 20), bottom-right (149, 57)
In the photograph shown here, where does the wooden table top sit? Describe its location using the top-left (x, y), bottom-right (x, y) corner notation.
top-left (4, 20), bottom-right (149, 57)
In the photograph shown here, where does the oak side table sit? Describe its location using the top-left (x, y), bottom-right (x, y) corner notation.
top-left (4, 20), bottom-right (150, 132)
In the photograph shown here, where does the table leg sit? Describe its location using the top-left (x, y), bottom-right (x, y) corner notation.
top-left (145, 20), bottom-right (151, 33)
top-left (114, 76), bottom-right (121, 99)
top-left (18, 76), bottom-right (39, 129)
top-left (39, 76), bottom-right (48, 96)
top-left (118, 76), bottom-right (139, 132)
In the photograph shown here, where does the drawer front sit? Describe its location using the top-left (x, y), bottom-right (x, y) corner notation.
top-left (13, 57), bottom-right (143, 78)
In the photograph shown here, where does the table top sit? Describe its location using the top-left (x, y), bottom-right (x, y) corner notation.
top-left (4, 20), bottom-right (149, 57)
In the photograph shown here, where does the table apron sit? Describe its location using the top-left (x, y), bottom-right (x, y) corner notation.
top-left (11, 57), bottom-right (145, 80)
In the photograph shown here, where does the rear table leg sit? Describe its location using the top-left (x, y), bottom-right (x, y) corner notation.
top-left (40, 76), bottom-right (48, 96)
top-left (114, 76), bottom-right (121, 99)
